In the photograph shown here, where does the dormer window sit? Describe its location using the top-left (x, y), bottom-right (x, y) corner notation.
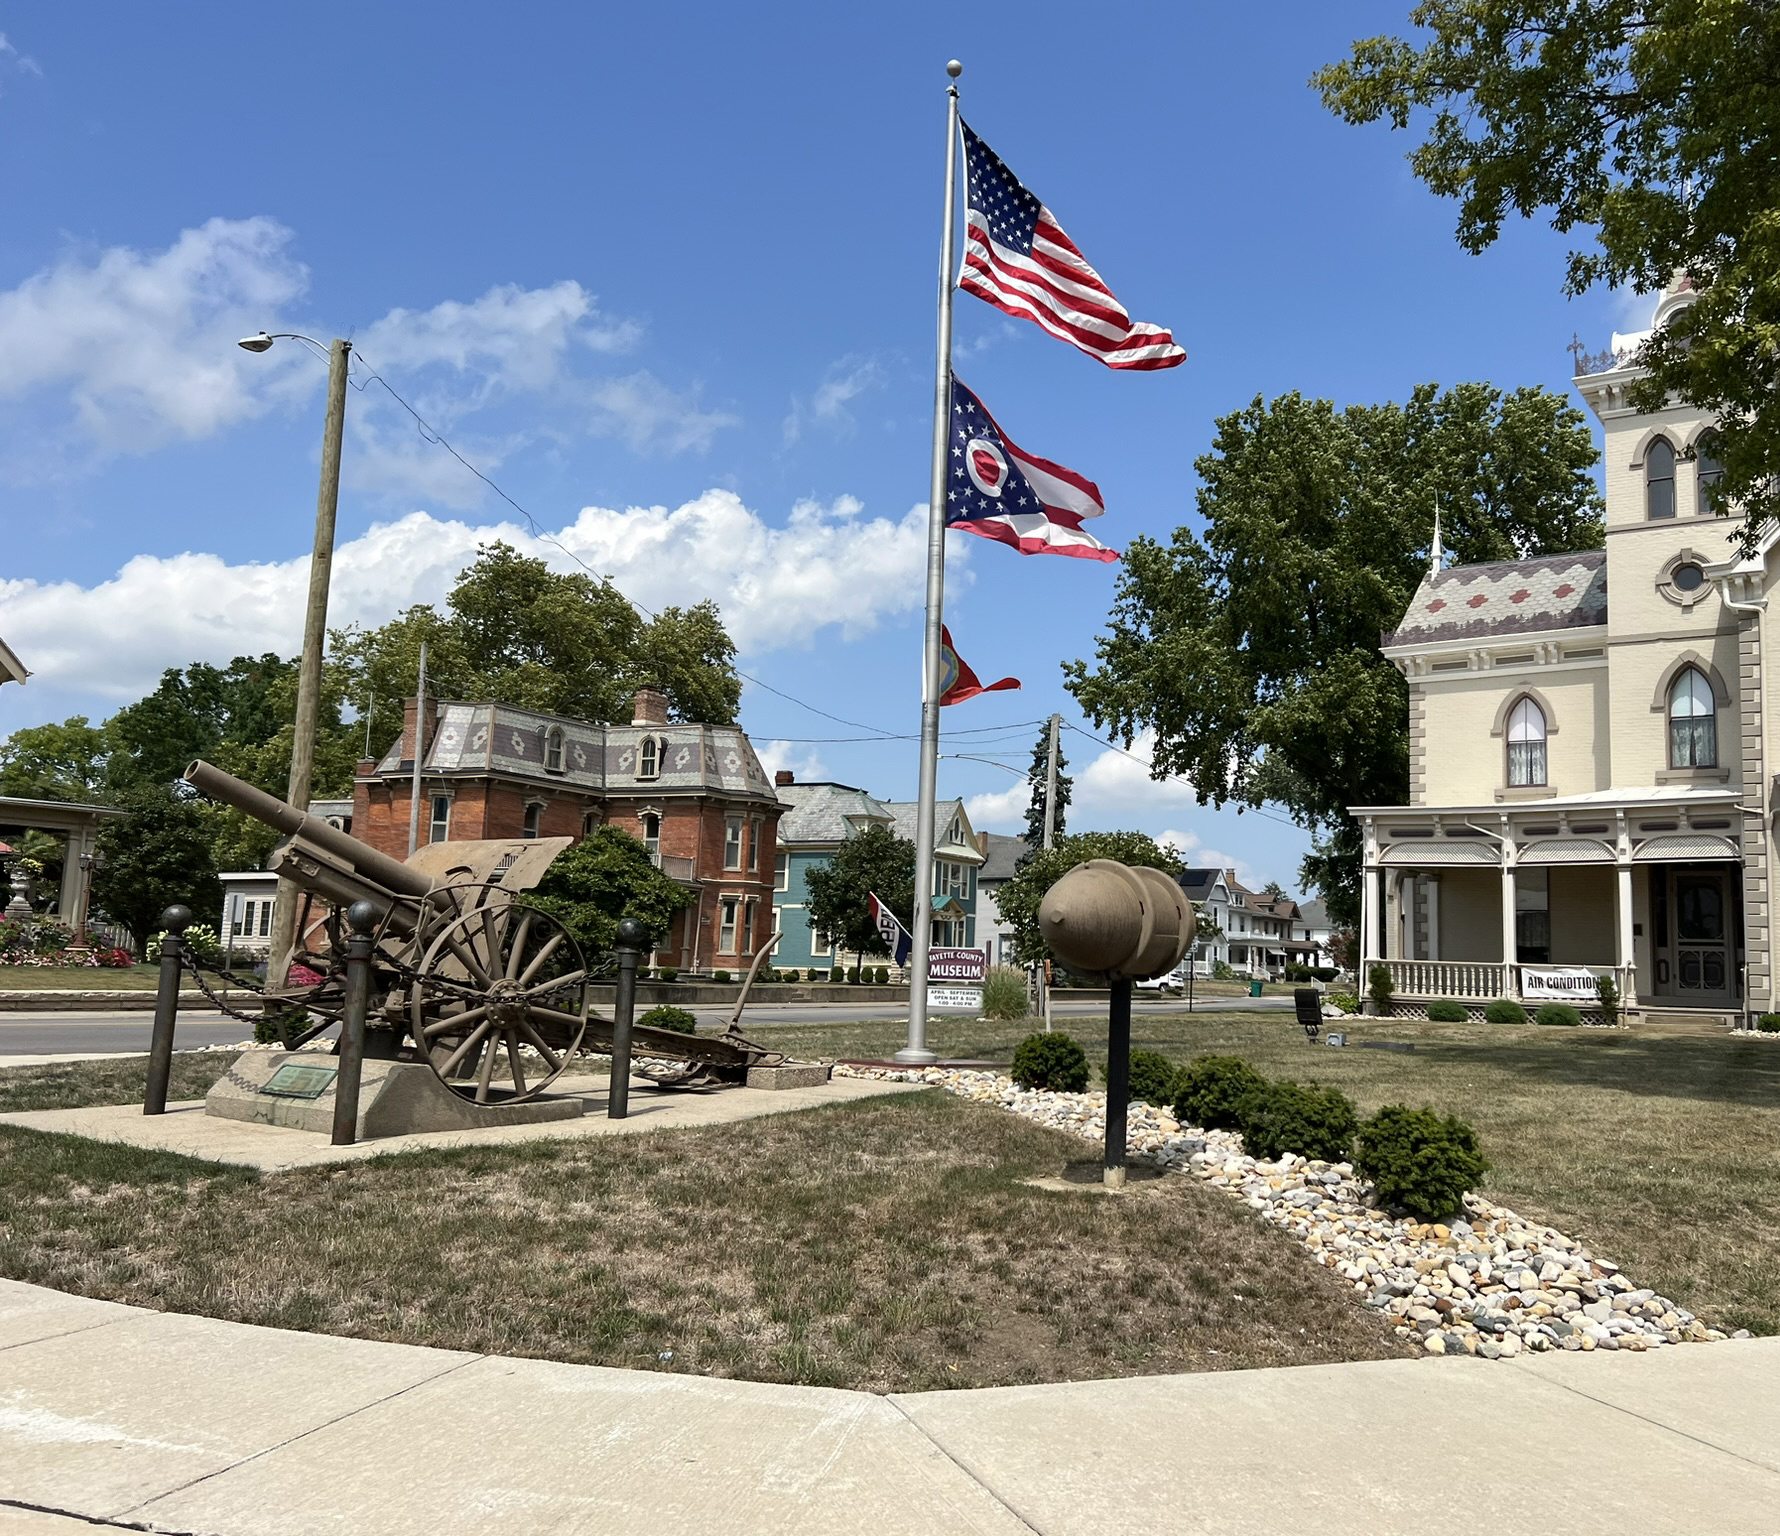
top-left (545, 727), bottom-right (565, 773)
top-left (1647, 437), bottom-right (1677, 520)
top-left (1506, 697), bottom-right (1547, 787)
top-left (1696, 432), bottom-right (1724, 516)
top-left (1669, 667), bottom-right (1717, 768)
top-left (638, 736), bottom-right (661, 780)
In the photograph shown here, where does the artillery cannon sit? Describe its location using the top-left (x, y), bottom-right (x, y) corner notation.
top-left (184, 759), bottom-right (784, 1104)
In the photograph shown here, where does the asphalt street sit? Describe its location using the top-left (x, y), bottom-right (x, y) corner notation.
top-left (0, 994), bottom-right (1291, 1056)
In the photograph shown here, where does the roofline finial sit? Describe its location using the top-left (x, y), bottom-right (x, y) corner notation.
top-left (1429, 496), bottom-right (1445, 576)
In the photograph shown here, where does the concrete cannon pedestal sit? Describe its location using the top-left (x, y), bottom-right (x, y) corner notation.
top-left (205, 1052), bottom-right (585, 1140)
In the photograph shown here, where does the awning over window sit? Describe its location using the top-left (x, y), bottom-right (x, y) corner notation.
top-left (1517, 838), bottom-right (1616, 865)
top-left (1633, 833), bottom-right (1739, 863)
top-left (1378, 839), bottom-right (1498, 867)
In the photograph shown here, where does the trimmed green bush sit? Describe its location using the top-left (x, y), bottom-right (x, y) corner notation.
top-left (874, 965), bottom-right (889, 985)
top-left (807, 968), bottom-right (823, 982)
top-left (1596, 973), bottom-right (1621, 1027)
top-left (639, 1004), bottom-right (698, 1034)
top-left (828, 967), bottom-right (844, 982)
top-left (1235, 1080), bottom-right (1358, 1163)
top-left (1311, 966), bottom-right (1339, 982)
top-left (1483, 998), bottom-right (1527, 1023)
top-left (981, 966), bottom-right (1030, 1021)
top-left (1171, 1055), bottom-right (1268, 1132)
top-left (1426, 999), bottom-right (1467, 1022)
top-left (1758, 1013), bottom-right (1780, 1033)
top-left (711, 969), bottom-right (731, 983)
top-left (1326, 992), bottom-right (1361, 1015)
top-left (1011, 1031), bottom-right (1090, 1093)
top-left (1120, 1048), bottom-right (1178, 1106)
top-left (658, 966), bottom-right (678, 981)
top-left (1535, 1002), bottom-right (1583, 1027)
top-left (1355, 1104), bottom-right (1490, 1220)
top-left (1367, 963), bottom-right (1394, 1010)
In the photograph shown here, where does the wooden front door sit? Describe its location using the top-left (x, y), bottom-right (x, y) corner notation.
top-left (1653, 866), bottom-right (1739, 1007)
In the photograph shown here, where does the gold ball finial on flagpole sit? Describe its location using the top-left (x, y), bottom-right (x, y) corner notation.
top-left (947, 59), bottom-right (962, 78)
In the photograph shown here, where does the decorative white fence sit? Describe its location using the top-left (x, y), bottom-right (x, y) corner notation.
top-left (1374, 959), bottom-right (1636, 1007)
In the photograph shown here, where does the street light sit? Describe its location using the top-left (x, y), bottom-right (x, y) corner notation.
top-left (239, 329), bottom-right (352, 985)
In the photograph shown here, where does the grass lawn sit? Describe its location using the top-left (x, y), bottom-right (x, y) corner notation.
top-left (732, 1008), bottom-right (1780, 1336)
top-left (0, 965), bottom-right (162, 991)
top-left (0, 1056), bottom-right (1405, 1391)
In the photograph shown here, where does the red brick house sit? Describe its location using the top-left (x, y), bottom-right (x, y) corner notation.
top-left (353, 687), bottom-right (782, 972)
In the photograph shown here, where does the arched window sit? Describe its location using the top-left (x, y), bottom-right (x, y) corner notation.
top-left (1668, 667), bottom-right (1717, 768)
top-left (523, 802), bottom-right (543, 839)
top-left (638, 736), bottom-right (660, 780)
top-left (544, 727), bottom-right (565, 773)
top-left (1696, 431), bottom-right (1725, 516)
top-left (1647, 437), bottom-right (1677, 520)
top-left (641, 811), bottom-right (661, 856)
top-left (1505, 697), bottom-right (1547, 787)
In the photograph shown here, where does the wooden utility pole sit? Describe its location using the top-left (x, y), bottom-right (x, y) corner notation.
top-left (266, 338), bottom-right (351, 986)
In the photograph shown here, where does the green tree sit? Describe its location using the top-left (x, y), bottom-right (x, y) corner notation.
top-left (1064, 385), bottom-right (1603, 928)
top-left (804, 824), bottom-right (916, 965)
top-left (994, 831), bottom-right (1185, 967)
top-left (1316, 0), bottom-right (1780, 544)
top-left (89, 784), bottom-right (224, 953)
top-left (332, 543), bottom-right (741, 741)
top-left (525, 825), bottom-right (699, 956)
top-left (1021, 725), bottom-right (1071, 849)
top-left (0, 717), bottom-right (110, 801)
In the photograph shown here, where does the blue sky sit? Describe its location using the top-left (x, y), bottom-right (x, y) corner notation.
top-left (0, 2), bottom-right (1643, 893)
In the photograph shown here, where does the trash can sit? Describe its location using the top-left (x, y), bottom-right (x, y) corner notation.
top-left (1249, 979), bottom-right (1263, 997)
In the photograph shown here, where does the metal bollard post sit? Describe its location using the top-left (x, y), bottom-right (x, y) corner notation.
top-left (331, 900), bottom-right (379, 1146)
top-left (608, 916), bottom-right (643, 1119)
top-left (1104, 976), bottom-right (1132, 1190)
top-left (144, 904), bottom-right (192, 1116)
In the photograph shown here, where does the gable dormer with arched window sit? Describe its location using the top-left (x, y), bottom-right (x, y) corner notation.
top-left (637, 735), bottom-right (661, 781)
top-left (544, 726), bottom-right (566, 773)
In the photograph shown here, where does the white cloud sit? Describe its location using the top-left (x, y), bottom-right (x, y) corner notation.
top-left (1154, 827), bottom-right (1259, 889)
top-left (0, 490), bottom-right (945, 702)
top-left (0, 217), bottom-right (309, 468)
top-left (754, 740), bottom-right (827, 785)
top-left (1073, 730), bottom-right (1200, 813)
top-left (963, 779), bottom-right (1030, 829)
top-left (589, 372), bottom-right (739, 455)
top-left (782, 355), bottom-right (883, 446)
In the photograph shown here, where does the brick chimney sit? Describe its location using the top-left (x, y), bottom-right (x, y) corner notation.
top-left (398, 696), bottom-right (440, 766)
top-left (775, 769), bottom-right (795, 787)
top-left (631, 686), bottom-right (669, 726)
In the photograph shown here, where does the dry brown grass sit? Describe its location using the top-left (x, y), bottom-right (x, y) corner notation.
top-left (0, 1085), bottom-right (1409, 1391)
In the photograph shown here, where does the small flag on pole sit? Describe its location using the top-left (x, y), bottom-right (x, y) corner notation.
top-left (946, 376), bottom-right (1117, 561)
top-left (939, 625), bottom-right (1020, 706)
top-left (868, 892), bottom-right (912, 967)
top-left (959, 121), bottom-right (1184, 371)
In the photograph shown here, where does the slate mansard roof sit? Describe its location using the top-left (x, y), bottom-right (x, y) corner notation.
top-left (1381, 551), bottom-right (1607, 650)
top-left (775, 783), bottom-right (894, 845)
top-left (374, 701), bottom-right (780, 804)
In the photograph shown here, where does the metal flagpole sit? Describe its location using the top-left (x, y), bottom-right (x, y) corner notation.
top-left (895, 58), bottom-right (963, 1067)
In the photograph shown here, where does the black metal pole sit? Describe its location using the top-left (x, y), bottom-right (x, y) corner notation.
top-left (144, 904), bottom-right (191, 1116)
top-left (609, 916), bottom-right (643, 1119)
top-left (1104, 976), bottom-right (1132, 1189)
top-left (331, 900), bottom-right (378, 1146)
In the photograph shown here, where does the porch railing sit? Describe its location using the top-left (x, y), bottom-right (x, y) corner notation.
top-left (1378, 960), bottom-right (1506, 1000)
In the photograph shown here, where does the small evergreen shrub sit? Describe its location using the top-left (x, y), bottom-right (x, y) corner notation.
top-left (1367, 963), bottom-right (1394, 1010)
top-left (828, 967), bottom-right (844, 982)
top-left (1326, 992), bottom-right (1361, 1015)
top-left (1311, 967), bottom-right (1339, 983)
top-left (1212, 960), bottom-right (1237, 981)
top-left (807, 968), bottom-right (822, 982)
top-left (874, 965), bottom-right (889, 985)
top-left (711, 969), bottom-right (731, 983)
top-left (1285, 963), bottom-right (1313, 982)
top-left (981, 966), bottom-right (1030, 1020)
top-left (658, 966), bottom-right (678, 981)
top-left (1758, 1013), bottom-right (1780, 1033)
top-left (1535, 1002), bottom-right (1582, 1027)
top-left (639, 1004), bottom-right (698, 1034)
top-left (1172, 1055), bottom-right (1268, 1132)
top-left (1426, 999), bottom-right (1467, 1022)
top-left (1355, 1104), bottom-right (1490, 1220)
top-left (1118, 1047), bottom-right (1178, 1106)
top-left (1236, 1080), bottom-right (1358, 1163)
top-left (1596, 973), bottom-right (1621, 1027)
top-left (1484, 998), bottom-right (1527, 1023)
top-left (1011, 1031), bottom-right (1090, 1093)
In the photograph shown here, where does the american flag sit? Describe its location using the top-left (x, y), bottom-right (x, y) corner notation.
top-left (945, 376), bottom-right (1117, 562)
top-left (959, 121), bottom-right (1184, 372)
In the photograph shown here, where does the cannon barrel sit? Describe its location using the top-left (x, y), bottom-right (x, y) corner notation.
top-left (184, 759), bottom-right (433, 901)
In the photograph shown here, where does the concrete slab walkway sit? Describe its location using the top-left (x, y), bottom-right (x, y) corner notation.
top-left (0, 1073), bottom-right (920, 1171)
top-left (2, 1280), bottom-right (1776, 1534)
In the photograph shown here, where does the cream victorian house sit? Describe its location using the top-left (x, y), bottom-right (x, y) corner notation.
top-left (1353, 278), bottom-right (1764, 1026)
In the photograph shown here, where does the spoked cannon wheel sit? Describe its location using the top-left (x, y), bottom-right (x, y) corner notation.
top-left (410, 893), bottom-right (590, 1104)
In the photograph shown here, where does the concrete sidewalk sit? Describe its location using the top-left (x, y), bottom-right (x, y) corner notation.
top-left (2, 1280), bottom-right (1776, 1534)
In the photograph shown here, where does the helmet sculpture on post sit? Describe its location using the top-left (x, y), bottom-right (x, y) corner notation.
top-left (1037, 859), bottom-right (1194, 982)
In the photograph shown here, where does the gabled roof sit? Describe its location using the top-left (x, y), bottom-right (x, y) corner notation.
top-left (776, 783), bottom-right (894, 845)
top-left (883, 799), bottom-right (984, 862)
top-left (1178, 867), bottom-right (1229, 903)
top-left (0, 635), bottom-right (26, 687)
top-left (1382, 551), bottom-right (1607, 649)
top-left (978, 832), bottom-right (1030, 883)
top-left (1298, 897), bottom-right (1330, 930)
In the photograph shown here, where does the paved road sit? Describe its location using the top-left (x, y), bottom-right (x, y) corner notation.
top-left (0, 994), bottom-right (1293, 1058)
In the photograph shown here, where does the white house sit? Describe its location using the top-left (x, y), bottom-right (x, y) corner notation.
top-left (1179, 868), bottom-right (1234, 975)
top-left (1354, 275), bottom-right (1763, 1025)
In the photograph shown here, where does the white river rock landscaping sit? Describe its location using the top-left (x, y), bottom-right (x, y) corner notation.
top-left (836, 1063), bottom-right (1741, 1358)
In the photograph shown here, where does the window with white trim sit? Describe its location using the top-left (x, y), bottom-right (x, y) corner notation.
top-left (638, 736), bottom-right (660, 780)
top-left (719, 897), bottom-right (738, 954)
top-left (741, 901), bottom-right (754, 955)
top-left (1506, 697), bottom-right (1548, 787)
top-left (545, 727), bottom-right (565, 773)
top-left (746, 818), bottom-right (758, 871)
top-left (1669, 666), bottom-right (1718, 768)
top-left (724, 816), bottom-right (743, 869)
top-left (641, 811), bottom-right (661, 857)
top-left (523, 802), bottom-right (543, 839)
top-left (429, 794), bottom-right (451, 844)
top-left (774, 852), bottom-right (788, 891)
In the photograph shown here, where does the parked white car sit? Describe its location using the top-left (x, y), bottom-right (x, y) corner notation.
top-left (1134, 968), bottom-right (1186, 995)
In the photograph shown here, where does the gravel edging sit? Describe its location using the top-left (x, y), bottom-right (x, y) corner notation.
top-left (836, 1064), bottom-right (1744, 1359)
